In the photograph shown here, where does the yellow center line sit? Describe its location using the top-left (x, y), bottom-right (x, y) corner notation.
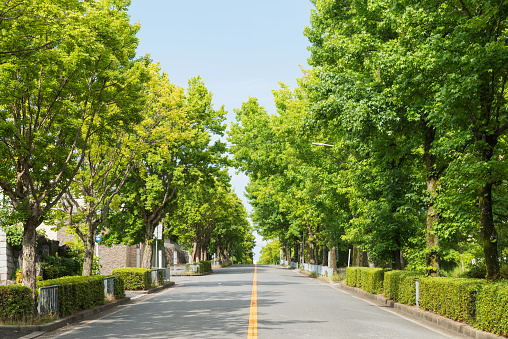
top-left (247, 264), bottom-right (258, 338)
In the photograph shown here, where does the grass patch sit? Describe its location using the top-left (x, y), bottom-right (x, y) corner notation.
top-left (0, 314), bottom-right (57, 325)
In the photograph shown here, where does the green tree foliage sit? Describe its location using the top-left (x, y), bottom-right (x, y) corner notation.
top-left (166, 174), bottom-right (254, 264)
top-left (258, 239), bottom-right (281, 265)
top-left (104, 76), bottom-right (231, 268)
top-left (0, 0), bottom-right (144, 303)
top-left (300, 0), bottom-right (508, 278)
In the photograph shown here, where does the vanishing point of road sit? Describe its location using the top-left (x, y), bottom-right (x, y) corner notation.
top-left (39, 265), bottom-right (465, 339)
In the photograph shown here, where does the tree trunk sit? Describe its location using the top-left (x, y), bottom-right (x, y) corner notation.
top-left (426, 175), bottom-right (440, 276)
top-left (321, 244), bottom-right (327, 266)
top-left (329, 246), bottom-right (337, 272)
top-left (82, 233), bottom-right (95, 276)
top-left (22, 220), bottom-right (37, 315)
top-left (141, 238), bottom-right (153, 269)
top-left (479, 183), bottom-right (500, 278)
top-left (424, 124), bottom-right (441, 276)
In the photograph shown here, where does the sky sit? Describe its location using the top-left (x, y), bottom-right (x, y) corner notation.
top-left (127, 1), bottom-right (315, 262)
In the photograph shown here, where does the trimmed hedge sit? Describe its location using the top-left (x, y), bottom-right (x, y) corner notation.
top-left (346, 267), bottom-right (385, 294)
top-left (345, 267), bottom-right (359, 287)
top-left (383, 270), bottom-right (424, 305)
top-left (358, 268), bottom-right (385, 294)
top-left (112, 276), bottom-right (126, 298)
top-left (419, 277), bottom-right (482, 323)
top-left (112, 267), bottom-right (151, 290)
top-left (476, 282), bottom-right (508, 336)
top-left (37, 276), bottom-right (104, 317)
top-left (0, 285), bottom-right (33, 321)
top-left (198, 261), bottom-right (212, 274)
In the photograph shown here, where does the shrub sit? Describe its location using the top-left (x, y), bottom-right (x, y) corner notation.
top-left (40, 254), bottom-right (82, 279)
top-left (357, 268), bottom-right (385, 294)
top-left (37, 276), bottom-right (104, 317)
top-left (0, 285), bottom-right (33, 321)
top-left (383, 270), bottom-right (423, 304)
top-left (476, 282), bottom-right (508, 336)
top-left (43, 266), bottom-right (60, 280)
top-left (466, 263), bottom-right (486, 279)
top-left (113, 276), bottom-right (125, 298)
top-left (198, 261), bottom-right (212, 273)
top-left (112, 268), bottom-right (151, 290)
top-left (345, 267), bottom-right (359, 287)
top-left (419, 277), bottom-right (482, 323)
top-left (398, 274), bottom-right (425, 305)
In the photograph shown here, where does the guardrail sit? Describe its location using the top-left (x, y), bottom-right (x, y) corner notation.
top-left (104, 276), bottom-right (115, 296)
top-left (37, 285), bottom-right (58, 320)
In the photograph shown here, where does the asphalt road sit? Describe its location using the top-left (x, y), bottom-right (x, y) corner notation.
top-left (37, 265), bottom-right (464, 338)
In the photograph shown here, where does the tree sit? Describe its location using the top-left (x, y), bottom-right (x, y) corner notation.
top-left (258, 239), bottom-right (281, 265)
top-left (105, 76), bottom-right (227, 269)
top-left (57, 58), bottom-right (150, 275)
top-left (0, 0), bottom-right (143, 304)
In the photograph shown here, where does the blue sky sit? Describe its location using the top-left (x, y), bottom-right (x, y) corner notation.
top-left (128, 1), bottom-right (314, 262)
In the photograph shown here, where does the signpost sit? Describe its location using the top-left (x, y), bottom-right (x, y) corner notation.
top-left (95, 235), bottom-right (101, 259)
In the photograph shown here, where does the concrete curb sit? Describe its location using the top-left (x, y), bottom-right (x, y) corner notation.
top-left (330, 281), bottom-right (502, 339)
top-left (126, 281), bottom-right (175, 295)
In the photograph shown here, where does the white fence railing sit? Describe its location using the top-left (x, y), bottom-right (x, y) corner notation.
top-left (281, 261), bottom-right (334, 277)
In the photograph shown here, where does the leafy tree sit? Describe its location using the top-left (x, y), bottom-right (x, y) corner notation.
top-left (105, 76), bottom-right (227, 268)
top-left (0, 0), bottom-right (143, 303)
top-left (258, 239), bottom-right (281, 265)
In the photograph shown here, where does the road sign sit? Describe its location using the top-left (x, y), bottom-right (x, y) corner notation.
top-left (95, 235), bottom-right (101, 242)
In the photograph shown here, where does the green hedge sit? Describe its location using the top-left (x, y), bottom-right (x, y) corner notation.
top-left (198, 261), bottom-right (212, 273)
top-left (476, 282), bottom-right (508, 336)
top-left (112, 276), bottom-right (126, 298)
top-left (358, 268), bottom-right (385, 294)
top-left (419, 277), bottom-right (482, 323)
top-left (37, 276), bottom-right (104, 317)
top-left (112, 267), bottom-right (151, 290)
top-left (0, 285), bottom-right (33, 321)
top-left (346, 267), bottom-right (385, 294)
top-left (345, 267), bottom-right (359, 287)
top-left (383, 270), bottom-right (423, 305)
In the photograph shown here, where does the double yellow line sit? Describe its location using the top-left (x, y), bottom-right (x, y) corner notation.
top-left (247, 264), bottom-right (258, 338)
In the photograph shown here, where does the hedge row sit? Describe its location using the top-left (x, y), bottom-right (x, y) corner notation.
top-left (112, 267), bottom-right (151, 290)
top-left (345, 267), bottom-right (385, 294)
top-left (37, 276), bottom-right (105, 317)
top-left (346, 267), bottom-right (508, 336)
top-left (0, 285), bottom-right (33, 321)
top-left (419, 277), bottom-right (482, 323)
top-left (198, 261), bottom-right (212, 274)
top-left (476, 282), bottom-right (508, 336)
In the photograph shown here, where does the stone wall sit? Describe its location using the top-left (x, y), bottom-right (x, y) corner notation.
top-left (0, 229), bottom-right (16, 282)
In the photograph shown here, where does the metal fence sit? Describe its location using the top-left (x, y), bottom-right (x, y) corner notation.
top-left (185, 263), bottom-right (199, 273)
top-left (281, 261), bottom-right (334, 277)
top-left (37, 285), bottom-right (58, 320)
top-left (151, 268), bottom-right (170, 284)
top-left (104, 276), bottom-right (115, 296)
top-left (301, 263), bottom-right (334, 277)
